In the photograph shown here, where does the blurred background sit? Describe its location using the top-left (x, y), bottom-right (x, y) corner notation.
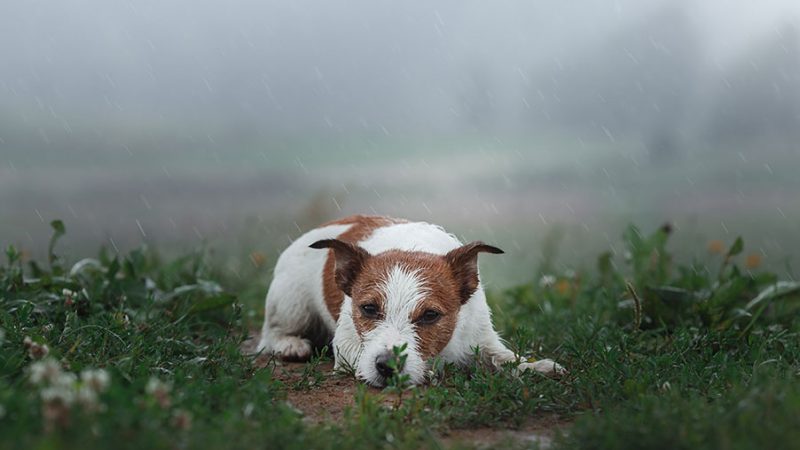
top-left (1, 0), bottom-right (798, 287)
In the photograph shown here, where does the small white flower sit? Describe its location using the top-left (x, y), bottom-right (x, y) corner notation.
top-left (53, 372), bottom-right (78, 389)
top-left (81, 369), bottom-right (111, 393)
top-left (146, 376), bottom-right (172, 408)
top-left (23, 336), bottom-right (50, 359)
top-left (660, 381), bottom-right (671, 391)
top-left (243, 402), bottom-right (254, 418)
top-left (76, 385), bottom-right (99, 407)
top-left (62, 288), bottom-right (77, 307)
top-left (538, 274), bottom-right (557, 288)
top-left (145, 377), bottom-right (171, 396)
top-left (29, 358), bottom-right (63, 385)
top-left (34, 344), bottom-right (50, 359)
top-left (41, 386), bottom-right (76, 406)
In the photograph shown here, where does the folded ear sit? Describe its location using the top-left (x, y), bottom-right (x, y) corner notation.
top-left (309, 239), bottom-right (370, 297)
top-left (444, 241), bottom-right (504, 304)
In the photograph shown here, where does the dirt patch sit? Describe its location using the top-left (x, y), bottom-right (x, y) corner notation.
top-left (271, 360), bottom-right (364, 422)
top-left (243, 332), bottom-right (570, 448)
top-left (243, 331), bottom-right (367, 423)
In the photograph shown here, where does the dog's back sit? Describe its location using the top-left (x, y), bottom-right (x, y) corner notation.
top-left (257, 215), bottom-right (460, 358)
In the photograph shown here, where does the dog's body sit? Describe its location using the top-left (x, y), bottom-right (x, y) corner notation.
top-left (257, 215), bottom-right (562, 386)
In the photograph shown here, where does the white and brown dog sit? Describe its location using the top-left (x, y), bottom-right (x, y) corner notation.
top-left (257, 215), bottom-right (564, 386)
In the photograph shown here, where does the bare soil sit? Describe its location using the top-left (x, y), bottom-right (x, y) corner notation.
top-left (244, 333), bottom-right (570, 448)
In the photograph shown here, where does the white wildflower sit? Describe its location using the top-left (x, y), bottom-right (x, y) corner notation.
top-left (53, 372), bottom-right (78, 389)
top-left (76, 385), bottom-right (99, 408)
top-left (63, 289), bottom-right (75, 307)
top-left (243, 402), bottom-right (254, 418)
top-left (538, 274), bottom-right (557, 288)
top-left (28, 358), bottom-right (63, 385)
top-left (81, 369), bottom-right (111, 393)
top-left (145, 377), bottom-right (171, 396)
top-left (23, 336), bottom-right (50, 359)
top-left (40, 385), bottom-right (76, 407)
top-left (145, 377), bottom-right (172, 408)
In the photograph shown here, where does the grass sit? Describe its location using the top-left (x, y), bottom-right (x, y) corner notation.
top-left (1, 220), bottom-right (798, 449)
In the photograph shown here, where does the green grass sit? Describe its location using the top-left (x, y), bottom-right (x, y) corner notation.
top-left (1, 221), bottom-right (798, 449)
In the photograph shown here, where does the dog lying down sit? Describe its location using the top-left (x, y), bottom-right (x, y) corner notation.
top-left (257, 215), bottom-right (565, 386)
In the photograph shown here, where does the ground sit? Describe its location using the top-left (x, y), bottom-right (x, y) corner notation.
top-left (245, 333), bottom-right (571, 448)
top-left (0, 221), bottom-right (798, 449)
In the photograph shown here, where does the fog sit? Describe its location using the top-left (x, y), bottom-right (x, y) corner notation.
top-left (2, 1), bottom-right (799, 285)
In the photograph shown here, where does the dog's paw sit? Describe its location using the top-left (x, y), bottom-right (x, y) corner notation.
top-left (516, 359), bottom-right (567, 377)
top-left (273, 336), bottom-right (312, 362)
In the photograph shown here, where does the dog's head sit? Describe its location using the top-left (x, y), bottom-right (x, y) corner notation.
top-left (310, 239), bottom-right (503, 386)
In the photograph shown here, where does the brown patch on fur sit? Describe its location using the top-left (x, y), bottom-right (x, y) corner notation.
top-left (348, 251), bottom-right (463, 357)
top-left (444, 241), bottom-right (504, 304)
top-left (314, 218), bottom-right (504, 360)
top-left (310, 239), bottom-right (369, 298)
top-left (319, 215), bottom-right (407, 321)
top-left (345, 242), bottom-right (504, 357)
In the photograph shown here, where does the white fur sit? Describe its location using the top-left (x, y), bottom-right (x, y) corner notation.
top-left (257, 220), bottom-right (565, 385)
top-left (355, 266), bottom-right (427, 385)
top-left (256, 223), bottom-right (350, 358)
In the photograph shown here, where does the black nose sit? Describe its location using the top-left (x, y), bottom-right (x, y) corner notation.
top-left (375, 352), bottom-right (394, 379)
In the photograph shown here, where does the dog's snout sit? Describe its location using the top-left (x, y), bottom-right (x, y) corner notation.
top-left (375, 352), bottom-right (394, 379)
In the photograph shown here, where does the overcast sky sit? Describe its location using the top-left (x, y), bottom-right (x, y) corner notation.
top-left (1, 0), bottom-right (798, 134)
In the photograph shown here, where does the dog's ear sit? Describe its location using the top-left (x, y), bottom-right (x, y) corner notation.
top-left (309, 239), bottom-right (370, 297)
top-left (444, 241), bottom-right (504, 304)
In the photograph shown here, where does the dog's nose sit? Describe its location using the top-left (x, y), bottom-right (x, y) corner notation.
top-left (375, 352), bottom-right (394, 379)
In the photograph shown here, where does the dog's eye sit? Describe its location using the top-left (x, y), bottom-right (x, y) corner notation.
top-left (417, 309), bottom-right (441, 325)
top-left (360, 304), bottom-right (380, 319)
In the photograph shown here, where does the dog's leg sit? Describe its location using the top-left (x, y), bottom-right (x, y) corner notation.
top-left (480, 333), bottom-right (566, 376)
top-left (452, 290), bottom-right (566, 376)
top-left (331, 298), bottom-right (362, 373)
top-left (258, 322), bottom-right (313, 362)
top-left (256, 275), bottom-right (315, 362)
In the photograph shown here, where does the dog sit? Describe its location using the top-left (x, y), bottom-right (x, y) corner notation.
top-left (257, 215), bottom-right (564, 386)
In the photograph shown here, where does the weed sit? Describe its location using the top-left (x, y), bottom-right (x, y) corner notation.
top-left (291, 347), bottom-right (328, 391)
top-left (384, 343), bottom-right (412, 408)
top-left (0, 221), bottom-right (797, 449)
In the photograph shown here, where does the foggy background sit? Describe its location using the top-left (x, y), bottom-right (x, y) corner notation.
top-left (2, 0), bottom-right (799, 286)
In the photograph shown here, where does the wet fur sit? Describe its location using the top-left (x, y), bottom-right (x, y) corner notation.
top-left (257, 215), bottom-right (564, 386)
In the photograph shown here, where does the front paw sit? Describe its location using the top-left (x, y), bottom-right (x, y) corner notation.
top-left (273, 336), bottom-right (312, 362)
top-left (516, 358), bottom-right (567, 377)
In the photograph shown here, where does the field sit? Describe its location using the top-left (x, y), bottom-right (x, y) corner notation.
top-left (1, 220), bottom-right (798, 449)
top-left (3, 2), bottom-right (800, 447)
top-left (3, 131), bottom-right (800, 291)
